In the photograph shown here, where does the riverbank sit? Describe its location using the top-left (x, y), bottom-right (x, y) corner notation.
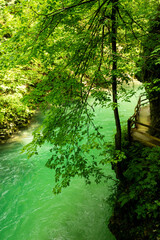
top-left (0, 107), bottom-right (35, 144)
top-left (0, 68), bottom-right (40, 144)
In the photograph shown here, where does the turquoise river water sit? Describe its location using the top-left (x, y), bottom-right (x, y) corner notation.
top-left (0, 86), bottom-right (142, 240)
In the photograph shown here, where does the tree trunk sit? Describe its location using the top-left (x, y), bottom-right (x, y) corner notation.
top-left (111, 0), bottom-right (123, 180)
top-left (111, 0), bottom-right (121, 150)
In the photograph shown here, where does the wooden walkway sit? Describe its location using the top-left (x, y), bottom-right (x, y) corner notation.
top-left (128, 96), bottom-right (160, 147)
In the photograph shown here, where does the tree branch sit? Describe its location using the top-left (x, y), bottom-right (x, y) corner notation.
top-left (32, 0), bottom-right (98, 17)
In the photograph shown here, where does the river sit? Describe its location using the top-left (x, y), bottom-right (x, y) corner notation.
top-left (0, 84), bottom-right (142, 240)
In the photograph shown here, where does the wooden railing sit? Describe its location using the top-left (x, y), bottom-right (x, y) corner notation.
top-left (128, 95), bottom-right (149, 142)
top-left (128, 94), bottom-right (160, 145)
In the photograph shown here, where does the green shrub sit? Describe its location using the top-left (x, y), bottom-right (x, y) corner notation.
top-left (110, 141), bottom-right (160, 240)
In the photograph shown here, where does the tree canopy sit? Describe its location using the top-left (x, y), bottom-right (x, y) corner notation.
top-left (0, 0), bottom-right (159, 192)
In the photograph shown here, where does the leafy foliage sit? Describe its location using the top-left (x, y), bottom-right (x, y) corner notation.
top-left (135, 5), bottom-right (160, 135)
top-left (110, 139), bottom-right (160, 240)
top-left (0, 68), bottom-right (35, 142)
top-left (1, 1), bottom-right (160, 238)
top-left (23, 99), bottom-right (116, 193)
top-left (1, 0), bottom-right (159, 193)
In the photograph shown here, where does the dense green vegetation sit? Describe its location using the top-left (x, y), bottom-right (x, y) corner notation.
top-left (0, 0), bottom-right (160, 239)
top-left (136, 6), bottom-right (160, 136)
top-left (0, 67), bottom-right (35, 142)
top-left (109, 136), bottom-right (160, 240)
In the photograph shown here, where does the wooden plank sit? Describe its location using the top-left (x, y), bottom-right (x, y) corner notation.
top-left (134, 121), bottom-right (160, 133)
top-left (136, 130), bottom-right (160, 144)
top-left (131, 129), bottom-right (160, 147)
